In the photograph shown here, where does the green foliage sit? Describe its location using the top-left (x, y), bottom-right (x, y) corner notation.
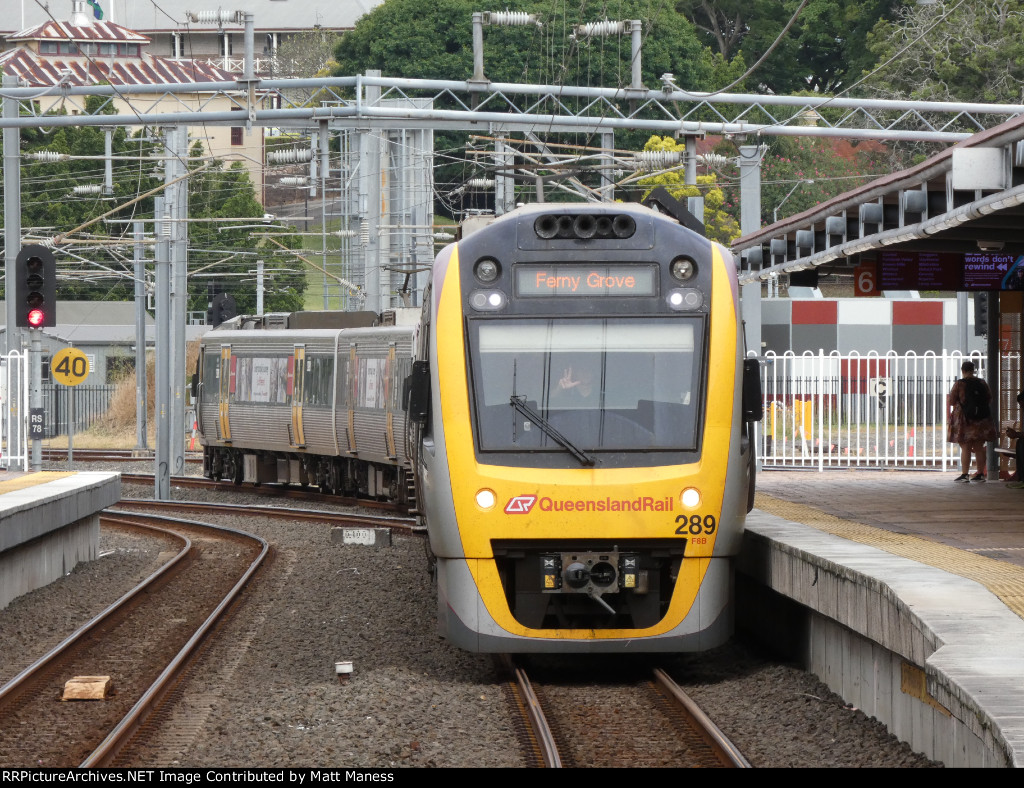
top-left (334, 0), bottom-right (732, 91)
top-left (636, 136), bottom-right (740, 244)
top-left (334, 0), bottom-right (743, 209)
top-left (757, 136), bottom-right (890, 226)
top-left (679, 0), bottom-right (904, 94)
top-left (187, 143), bottom-right (304, 315)
top-left (863, 1), bottom-right (1024, 105)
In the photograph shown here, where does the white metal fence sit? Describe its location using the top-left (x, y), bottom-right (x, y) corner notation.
top-left (1, 351), bottom-right (29, 471)
top-left (757, 350), bottom-right (1020, 471)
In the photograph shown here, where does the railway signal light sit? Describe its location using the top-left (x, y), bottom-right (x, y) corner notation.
top-left (14, 244), bottom-right (57, 328)
top-left (974, 292), bottom-right (989, 336)
top-left (207, 292), bottom-right (237, 327)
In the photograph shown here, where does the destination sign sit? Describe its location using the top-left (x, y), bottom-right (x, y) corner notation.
top-left (877, 250), bottom-right (1024, 291)
top-left (516, 264), bottom-right (657, 297)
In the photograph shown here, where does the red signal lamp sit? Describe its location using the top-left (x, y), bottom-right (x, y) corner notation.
top-left (27, 308), bottom-right (45, 328)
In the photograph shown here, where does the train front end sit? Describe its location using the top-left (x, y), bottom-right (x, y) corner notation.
top-left (411, 203), bottom-right (758, 652)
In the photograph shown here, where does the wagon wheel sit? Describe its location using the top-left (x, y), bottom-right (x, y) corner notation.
top-left (224, 450), bottom-right (244, 486)
top-left (210, 451), bottom-right (224, 481)
top-left (326, 461), bottom-right (343, 496)
top-left (317, 460), bottom-right (335, 494)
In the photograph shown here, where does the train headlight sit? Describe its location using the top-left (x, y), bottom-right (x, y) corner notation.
top-left (474, 257), bottom-right (501, 283)
top-left (670, 256), bottom-right (697, 281)
top-left (666, 288), bottom-right (703, 311)
top-left (469, 290), bottom-right (507, 311)
top-left (681, 488), bottom-right (701, 508)
top-left (475, 488), bottom-right (497, 509)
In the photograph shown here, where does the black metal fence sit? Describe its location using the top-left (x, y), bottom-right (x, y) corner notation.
top-left (41, 384), bottom-right (117, 437)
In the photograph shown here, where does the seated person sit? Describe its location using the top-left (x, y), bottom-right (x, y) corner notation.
top-left (553, 365), bottom-right (597, 405)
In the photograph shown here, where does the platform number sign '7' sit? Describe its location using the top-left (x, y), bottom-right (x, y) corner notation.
top-left (51, 348), bottom-right (90, 387)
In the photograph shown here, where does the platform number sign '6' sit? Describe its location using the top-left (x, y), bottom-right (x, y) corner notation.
top-left (51, 347), bottom-right (90, 387)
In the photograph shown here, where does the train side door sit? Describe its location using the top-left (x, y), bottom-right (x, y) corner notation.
top-left (385, 343), bottom-right (397, 459)
top-left (219, 345), bottom-right (232, 442)
top-left (290, 345), bottom-right (306, 448)
top-left (346, 343), bottom-right (358, 453)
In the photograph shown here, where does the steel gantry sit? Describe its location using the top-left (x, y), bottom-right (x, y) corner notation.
top-left (0, 74), bottom-right (1023, 140)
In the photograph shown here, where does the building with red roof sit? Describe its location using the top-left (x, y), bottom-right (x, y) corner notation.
top-left (1, 1), bottom-right (266, 197)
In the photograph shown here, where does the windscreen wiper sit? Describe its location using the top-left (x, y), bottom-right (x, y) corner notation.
top-left (510, 395), bottom-right (595, 467)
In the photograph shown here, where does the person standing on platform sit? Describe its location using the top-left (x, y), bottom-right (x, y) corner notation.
top-left (947, 360), bottom-right (998, 482)
top-left (1006, 391), bottom-right (1024, 488)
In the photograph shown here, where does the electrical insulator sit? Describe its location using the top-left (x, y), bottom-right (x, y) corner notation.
top-left (360, 220), bottom-right (369, 246)
top-left (279, 176), bottom-right (309, 187)
top-left (632, 150), bottom-right (682, 171)
top-left (187, 10), bottom-right (243, 24)
top-left (29, 151), bottom-right (68, 162)
top-left (466, 178), bottom-right (495, 189)
top-left (73, 184), bottom-right (103, 195)
top-left (698, 153), bottom-right (730, 169)
top-left (268, 148), bottom-right (313, 164)
top-left (484, 11), bottom-right (540, 26)
top-left (573, 20), bottom-right (626, 39)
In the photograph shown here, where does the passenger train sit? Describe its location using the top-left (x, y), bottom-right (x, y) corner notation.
top-left (194, 200), bottom-right (761, 653)
top-left (194, 309), bottom-right (418, 502)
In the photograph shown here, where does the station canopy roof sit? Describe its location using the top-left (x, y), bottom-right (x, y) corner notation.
top-left (732, 114), bottom-right (1024, 293)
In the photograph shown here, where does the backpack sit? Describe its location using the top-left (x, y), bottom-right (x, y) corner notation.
top-left (962, 377), bottom-right (990, 422)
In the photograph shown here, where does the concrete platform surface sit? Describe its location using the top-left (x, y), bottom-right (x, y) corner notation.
top-left (750, 469), bottom-right (1024, 766)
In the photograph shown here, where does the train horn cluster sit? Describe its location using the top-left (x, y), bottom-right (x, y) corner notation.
top-left (534, 213), bottom-right (637, 240)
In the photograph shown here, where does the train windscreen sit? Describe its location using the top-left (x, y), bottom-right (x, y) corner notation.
top-left (468, 317), bottom-right (704, 454)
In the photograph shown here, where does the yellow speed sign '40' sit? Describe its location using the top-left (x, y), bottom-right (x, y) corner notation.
top-left (51, 347), bottom-right (90, 387)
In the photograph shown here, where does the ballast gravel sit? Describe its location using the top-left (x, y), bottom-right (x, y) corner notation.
top-left (0, 470), bottom-right (938, 768)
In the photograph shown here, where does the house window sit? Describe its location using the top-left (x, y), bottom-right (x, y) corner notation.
top-left (40, 42), bottom-right (58, 54)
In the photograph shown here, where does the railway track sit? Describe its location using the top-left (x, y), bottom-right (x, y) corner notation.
top-left (0, 512), bottom-right (268, 768)
top-left (41, 448), bottom-right (203, 464)
top-left (115, 498), bottom-right (422, 532)
top-left (117, 473), bottom-right (411, 513)
top-left (502, 657), bottom-right (750, 768)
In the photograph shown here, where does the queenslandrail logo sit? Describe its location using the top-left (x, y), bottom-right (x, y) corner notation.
top-left (504, 495), bottom-right (537, 513)
top-left (504, 494), bottom-right (673, 513)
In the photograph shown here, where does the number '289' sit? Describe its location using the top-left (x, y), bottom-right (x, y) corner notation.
top-left (675, 514), bottom-right (716, 536)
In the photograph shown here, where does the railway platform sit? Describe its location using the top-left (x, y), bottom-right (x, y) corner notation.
top-left (743, 469), bottom-right (1024, 768)
top-left (0, 470), bottom-right (121, 610)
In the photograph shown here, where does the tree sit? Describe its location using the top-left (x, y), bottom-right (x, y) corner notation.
top-left (757, 136), bottom-right (890, 227)
top-left (333, 0), bottom-right (734, 91)
top-left (636, 136), bottom-right (740, 244)
top-left (678, 0), bottom-right (904, 94)
top-left (187, 144), bottom-right (305, 315)
top-left (862, 1), bottom-right (1024, 105)
top-left (333, 0), bottom-right (744, 211)
top-left (275, 28), bottom-right (340, 78)
top-left (272, 28), bottom-right (343, 105)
